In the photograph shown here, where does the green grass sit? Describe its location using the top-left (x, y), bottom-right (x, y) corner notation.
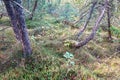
top-left (0, 17), bottom-right (10, 26)
top-left (0, 16), bottom-right (120, 80)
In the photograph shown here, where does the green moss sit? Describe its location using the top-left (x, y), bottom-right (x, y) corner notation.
top-left (0, 17), bottom-right (10, 26)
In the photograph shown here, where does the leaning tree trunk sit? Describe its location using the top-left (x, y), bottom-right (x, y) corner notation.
top-left (3, 0), bottom-right (32, 58)
top-left (75, 0), bottom-right (107, 48)
top-left (77, 0), bottom-right (97, 37)
top-left (3, 0), bottom-right (21, 41)
top-left (29, 0), bottom-right (38, 20)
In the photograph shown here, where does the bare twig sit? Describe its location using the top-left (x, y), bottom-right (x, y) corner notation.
top-left (74, 2), bottom-right (92, 24)
top-left (62, 20), bottom-right (78, 28)
top-left (74, 8), bottom-right (89, 24)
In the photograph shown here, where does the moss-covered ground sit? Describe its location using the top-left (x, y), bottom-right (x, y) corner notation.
top-left (0, 17), bottom-right (120, 80)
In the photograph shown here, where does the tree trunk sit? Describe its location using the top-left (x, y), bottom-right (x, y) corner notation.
top-left (29, 0), bottom-right (38, 20)
top-left (75, 0), bottom-right (107, 48)
top-left (77, 0), bottom-right (97, 37)
top-left (107, 0), bottom-right (112, 41)
top-left (3, 0), bottom-right (32, 58)
top-left (3, 0), bottom-right (21, 41)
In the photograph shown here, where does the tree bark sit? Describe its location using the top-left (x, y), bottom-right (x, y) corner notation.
top-left (77, 0), bottom-right (97, 37)
top-left (3, 0), bottom-right (32, 57)
top-left (107, 0), bottom-right (112, 40)
top-left (3, 0), bottom-right (21, 41)
top-left (75, 0), bottom-right (107, 48)
top-left (29, 0), bottom-right (38, 20)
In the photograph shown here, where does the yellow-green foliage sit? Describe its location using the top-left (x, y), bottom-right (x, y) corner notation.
top-left (110, 25), bottom-right (120, 38)
top-left (0, 23), bottom-right (120, 80)
top-left (0, 17), bottom-right (10, 26)
top-left (93, 57), bottom-right (120, 79)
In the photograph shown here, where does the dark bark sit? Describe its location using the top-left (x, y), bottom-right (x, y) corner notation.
top-left (3, 0), bottom-right (32, 57)
top-left (3, 0), bottom-right (21, 41)
top-left (107, 0), bottom-right (112, 40)
top-left (29, 0), bottom-right (38, 20)
top-left (13, 0), bottom-right (32, 57)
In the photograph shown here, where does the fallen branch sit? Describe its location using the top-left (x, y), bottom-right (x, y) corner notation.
top-left (0, 26), bottom-right (10, 31)
top-left (62, 20), bottom-right (78, 28)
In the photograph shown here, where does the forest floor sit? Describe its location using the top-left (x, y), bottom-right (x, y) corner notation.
top-left (0, 23), bottom-right (120, 80)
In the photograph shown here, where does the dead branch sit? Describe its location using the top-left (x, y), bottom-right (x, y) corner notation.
top-left (62, 20), bottom-right (78, 28)
top-left (74, 9), bottom-right (89, 24)
top-left (0, 27), bottom-right (10, 31)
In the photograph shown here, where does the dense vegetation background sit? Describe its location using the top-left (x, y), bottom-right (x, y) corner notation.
top-left (0, 0), bottom-right (120, 80)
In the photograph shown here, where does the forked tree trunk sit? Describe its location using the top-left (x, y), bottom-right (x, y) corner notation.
top-left (75, 0), bottom-right (107, 48)
top-left (3, 0), bottom-right (32, 58)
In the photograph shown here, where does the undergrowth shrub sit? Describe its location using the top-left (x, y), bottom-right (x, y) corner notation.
top-left (110, 25), bottom-right (120, 38)
top-left (0, 17), bottom-right (10, 26)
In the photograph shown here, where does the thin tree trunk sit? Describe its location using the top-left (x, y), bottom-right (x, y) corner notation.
top-left (3, 0), bottom-right (32, 57)
top-left (3, 0), bottom-right (21, 41)
top-left (29, 0), bottom-right (38, 20)
top-left (77, 0), bottom-right (97, 37)
top-left (14, 0), bottom-right (32, 57)
top-left (107, 0), bottom-right (112, 40)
